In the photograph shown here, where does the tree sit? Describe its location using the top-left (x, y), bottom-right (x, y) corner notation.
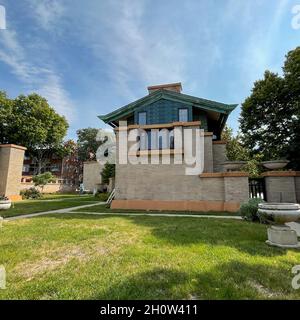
top-left (240, 47), bottom-right (300, 169)
top-left (77, 128), bottom-right (103, 161)
top-left (222, 126), bottom-right (262, 177)
top-left (0, 93), bottom-right (69, 173)
top-left (32, 172), bottom-right (55, 192)
top-left (60, 140), bottom-right (83, 186)
top-left (101, 162), bottom-right (115, 184)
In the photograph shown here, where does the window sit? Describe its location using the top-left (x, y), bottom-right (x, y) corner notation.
top-left (178, 108), bottom-right (188, 122)
top-left (138, 112), bottom-right (147, 125)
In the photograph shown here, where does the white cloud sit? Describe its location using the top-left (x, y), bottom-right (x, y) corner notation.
top-left (27, 0), bottom-right (65, 31)
top-left (82, 0), bottom-right (188, 99)
top-left (0, 29), bottom-right (75, 121)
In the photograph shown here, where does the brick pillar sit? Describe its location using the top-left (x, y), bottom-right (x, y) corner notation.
top-left (0, 144), bottom-right (27, 200)
top-left (223, 172), bottom-right (249, 204)
top-left (262, 171), bottom-right (299, 203)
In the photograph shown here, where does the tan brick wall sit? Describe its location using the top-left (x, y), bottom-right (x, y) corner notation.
top-left (265, 176), bottom-right (297, 203)
top-left (224, 176), bottom-right (249, 202)
top-left (0, 145), bottom-right (26, 197)
top-left (83, 161), bottom-right (104, 191)
top-left (20, 183), bottom-right (75, 193)
top-left (213, 143), bottom-right (227, 172)
top-left (113, 128), bottom-right (248, 209)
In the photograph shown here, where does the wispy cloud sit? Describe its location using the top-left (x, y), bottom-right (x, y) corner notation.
top-left (0, 28), bottom-right (75, 121)
top-left (80, 0), bottom-right (188, 100)
top-left (27, 0), bottom-right (65, 31)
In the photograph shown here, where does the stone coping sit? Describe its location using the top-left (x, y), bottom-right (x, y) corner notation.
top-left (0, 144), bottom-right (27, 151)
top-left (199, 172), bottom-right (249, 178)
top-left (129, 149), bottom-right (184, 156)
top-left (115, 121), bottom-right (204, 131)
top-left (212, 140), bottom-right (227, 145)
top-left (262, 171), bottom-right (300, 177)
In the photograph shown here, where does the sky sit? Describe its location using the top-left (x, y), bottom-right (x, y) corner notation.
top-left (0, 0), bottom-right (299, 139)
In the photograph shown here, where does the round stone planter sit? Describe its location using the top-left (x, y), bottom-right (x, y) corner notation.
top-left (222, 161), bottom-right (247, 172)
top-left (262, 160), bottom-right (289, 170)
top-left (0, 200), bottom-right (12, 210)
top-left (258, 203), bottom-right (300, 248)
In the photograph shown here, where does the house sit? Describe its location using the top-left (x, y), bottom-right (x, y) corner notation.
top-left (99, 83), bottom-right (249, 212)
top-left (21, 151), bottom-right (81, 193)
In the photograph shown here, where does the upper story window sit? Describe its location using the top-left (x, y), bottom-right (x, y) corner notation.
top-left (178, 108), bottom-right (188, 122)
top-left (138, 112), bottom-right (147, 125)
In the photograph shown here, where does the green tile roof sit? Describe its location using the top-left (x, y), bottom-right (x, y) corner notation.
top-left (99, 89), bottom-right (238, 124)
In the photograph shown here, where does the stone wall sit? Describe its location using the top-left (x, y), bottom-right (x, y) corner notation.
top-left (20, 182), bottom-right (75, 193)
top-left (83, 161), bottom-right (104, 191)
top-left (0, 144), bottom-right (26, 200)
top-left (213, 141), bottom-right (227, 172)
top-left (263, 172), bottom-right (300, 203)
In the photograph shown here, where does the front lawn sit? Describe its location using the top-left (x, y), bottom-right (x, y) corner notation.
top-left (0, 214), bottom-right (299, 299)
top-left (73, 204), bottom-right (241, 216)
top-left (0, 196), bottom-right (100, 218)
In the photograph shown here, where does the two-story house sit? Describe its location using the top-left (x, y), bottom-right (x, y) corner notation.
top-left (99, 83), bottom-right (249, 212)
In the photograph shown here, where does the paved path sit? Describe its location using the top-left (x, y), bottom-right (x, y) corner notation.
top-left (73, 211), bottom-right (243, 219)
top-left (5, 202), bottom-right (105, 221)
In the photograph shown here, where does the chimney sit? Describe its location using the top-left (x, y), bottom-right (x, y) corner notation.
top-left (147, 82), bottom-right (182, 94)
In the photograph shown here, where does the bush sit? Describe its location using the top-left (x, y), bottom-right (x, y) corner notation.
top-left (239, 198), bottom-right (264, 222)
top-left (20, 188), bottom-right (42, 200)
top-left (95, 192), bottom-right (109, 202)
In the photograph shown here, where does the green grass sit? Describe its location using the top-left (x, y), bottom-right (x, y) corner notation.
top-left (0, 214), bottom-right (299, 299)
top-left (0, 196), bottom-right (100, 218)
top-left (73, 204), bottom-right (241, 216)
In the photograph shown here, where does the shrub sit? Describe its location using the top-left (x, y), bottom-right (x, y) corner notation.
top-left (20, 188), bottom-right (42, 200)
top-left (95, 192), bottom-right (109, 202)
top-left (239, 198), bottom-right (264, 222)
top-left (32, 172), bottom-right (55, 192)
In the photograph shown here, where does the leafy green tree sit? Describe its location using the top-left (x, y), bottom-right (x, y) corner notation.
top-left (0, 93), bottom-right (69, 173)
top-left (240, 47), bottom-right (300, 169)
top-left (222, 126), bottom-right (262, 177)
top-left (32, 172), bottom-right (55, 192)
top-left (101, 162), bottom-right (115, 184)
top-left (77, 128), bottom-right (103, 161)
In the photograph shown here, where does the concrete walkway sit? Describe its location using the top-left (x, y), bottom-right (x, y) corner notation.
top-left (5, 202), bottom-right (105, 221)
top-left (73, 211), bottom-right (243, 219)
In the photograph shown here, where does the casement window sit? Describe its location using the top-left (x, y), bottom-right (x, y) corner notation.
top-left (178, 108), bottom-right (188, 122)
top-left (138, 112), bottom-right (147, 125)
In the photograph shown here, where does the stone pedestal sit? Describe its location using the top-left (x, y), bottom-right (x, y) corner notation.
top-left (0, 144), bottom-right (26, 200)
top-left (266, 226), bottom-right (300, 249)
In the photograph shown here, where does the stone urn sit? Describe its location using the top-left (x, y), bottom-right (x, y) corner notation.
top-left (222, 161), bottom-right (247, 172)
top-left (262, 160), bottom-right (289, 170)
top-left (258, 203), bottom-right (300, 248)
top-left (0, 199), bottom-right (12, 210)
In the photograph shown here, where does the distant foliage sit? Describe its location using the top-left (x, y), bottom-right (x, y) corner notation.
top-left (101, 162), bottom-right (115, 184)
top-left (20, 188), bottom-right (42, 200)
top-left (95, 192), bottom-right (109, 202)
top-left (222, 126), bottom-right (263, 177)
top-left (240, 198), bottom-right (265, 222)
top-left (32, 172), bottom-right (55, 192)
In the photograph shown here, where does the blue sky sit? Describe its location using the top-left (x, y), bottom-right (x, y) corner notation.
top-left (0, 0), bottom-right (299, 139)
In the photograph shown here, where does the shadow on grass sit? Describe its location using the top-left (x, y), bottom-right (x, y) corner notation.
top-left (91, 268), bottom-right (189, 300)
top-left (39, 213), bottom-right (290, 257)
top-left (92, 261), bottom-right (296, 299)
